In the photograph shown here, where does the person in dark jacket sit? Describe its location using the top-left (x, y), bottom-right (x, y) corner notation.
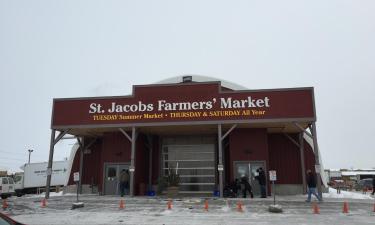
top-left (119, 169), bottom-right (130, 197)
top-left (372, 175), bottom-right (375, 195)
top-left (240, 176), bottom-right (254, 198)
top-left (255, 167), bottom-right (267, 198)
top-left (231, 178), bottom-right (241, 197)
top-left (306, 170), bottom-right (322, 202)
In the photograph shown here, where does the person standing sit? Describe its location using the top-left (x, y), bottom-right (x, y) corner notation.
top-left (336, 181), bottom-right (341, 194)
top-left (230, 178), bottom-right (241, 197)
top-left (240, 176), bottom-right (254, 198)
top-left (119, 169), bottom-right (130, 197)
top-left (306, 169), bottom-right (322, 202)
top-left (256, 167), bottom-right (267, 198)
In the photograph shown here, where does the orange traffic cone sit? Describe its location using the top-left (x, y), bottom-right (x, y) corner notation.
top-left (312, 202), bottom-right (320, 214)
top-left (167, 200), bottom-right (172, 210)
top-left (2, 199), bottom-right (8, 210)
top-left (342, 201), bottom-right (349, 213)
top-left (204, 199), bottom-right (209, 211)
top-left (119, 199), bottom-right (125, 209)
top-left (237, 201), bottom-right (243, 212)
top-left (41, 198), bottom-right (47, 208)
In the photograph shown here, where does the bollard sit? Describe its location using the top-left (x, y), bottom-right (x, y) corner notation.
top-left (119, 199), bottom-right (125, 209)
top-left (41, 198), bottom-right (47, 208)
top-left (2, 199), bottom-right (8, 210)
top-left (342, 202), bottom-right (349, 214)
top-left (204, 199), bottom-right (209, 212)
top-left (237, 201), bottom-right (243, 212)
top-left (167, 200), bottom-right (172, 210)
top-left (313, 202), bottom-right (320, 214)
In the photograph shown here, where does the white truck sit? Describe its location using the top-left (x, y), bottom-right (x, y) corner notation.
top-left (0, 176), bottom-right (15, 199)
top-left (14, 160), bottom-right (69, 196)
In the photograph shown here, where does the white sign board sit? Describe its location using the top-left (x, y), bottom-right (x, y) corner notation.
top-left (73, 172), bottom-right (80, 182)
top-left (46, 168), bottom-right (52, 176)
top-left (217, 165), bottom-right (224, 171)
top-left (269, 170), bottom-right (277, 181)
top-left (315, 165), bottom-right (321, 173)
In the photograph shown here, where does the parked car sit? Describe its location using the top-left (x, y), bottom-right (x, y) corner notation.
top-left (0, 212), bottom-right (26, 225)
top-left (355, 178), bottom-right (373, 191)
top-left (0, 177), bottom-right (15, 199)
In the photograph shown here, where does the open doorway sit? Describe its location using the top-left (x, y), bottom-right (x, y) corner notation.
top-left (233, 161), bottom-right (266, 197)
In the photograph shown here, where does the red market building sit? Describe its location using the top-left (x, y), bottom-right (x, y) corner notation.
top-left (45, 76), bottom-right (326, 198)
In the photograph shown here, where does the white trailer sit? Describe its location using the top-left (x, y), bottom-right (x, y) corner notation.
top-left (14, 160), bottom-right (69, 195)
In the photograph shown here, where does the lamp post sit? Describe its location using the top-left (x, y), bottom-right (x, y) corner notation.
top-left (28, 149), bottom-right (33, 164)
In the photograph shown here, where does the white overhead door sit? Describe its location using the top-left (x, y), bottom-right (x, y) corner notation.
top-left (162, 137), bottom-right (216, 194)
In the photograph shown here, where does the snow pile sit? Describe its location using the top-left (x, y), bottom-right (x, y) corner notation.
top-left (323, 188), bottom-right (374, 200)
top-left (221, 205), bottom-right (230, 212)
top-left (182, 198), bottom-right (201, 204)
top-left (268, 204), bottom-right (283, 213)
top-left (24, 191), bottom-right (76, 198)
top-left (37, 191), bottom-right (64, 197)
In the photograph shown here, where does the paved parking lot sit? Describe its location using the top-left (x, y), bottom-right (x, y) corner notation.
top-left (2, 194), bottom-right (375, 225)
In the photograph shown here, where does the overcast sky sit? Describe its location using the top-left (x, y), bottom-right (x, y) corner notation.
top-left (1, 0), bottom-right (374, 172)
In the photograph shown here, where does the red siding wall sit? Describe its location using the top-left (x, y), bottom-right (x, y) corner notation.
top-left (228, 128), bottom-right (269, 182)
top-left (100, 132), bottom-right (151, 195)
top-left (68, 138), bottom-right (102, 187)
top-left (67, 131), bottom-right (317, 195)
top-left (134, 134), bottom-right (148, 195)
top-left (268, 134), bottom-right (316, 184)
top-left (68, 148), bottom-right (80, 185)
top-left (151, 136), bottom-right (160, 185)
top-left (68, 132), bottom-right (150, 195)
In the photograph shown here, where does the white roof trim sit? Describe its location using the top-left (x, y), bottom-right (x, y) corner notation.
top-left (155, 75), bottom-right (248, 90)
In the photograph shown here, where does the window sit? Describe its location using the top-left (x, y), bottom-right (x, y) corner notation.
top-left (13, 175), bottom-right (22, 183)
top-left (107, 167), bottom-right (117, 181)
top-left (2, 178), bottom-right (8, 184)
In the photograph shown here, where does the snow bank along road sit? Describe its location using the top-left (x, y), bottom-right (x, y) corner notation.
top-left (2, 194), bottom-right (375, 225)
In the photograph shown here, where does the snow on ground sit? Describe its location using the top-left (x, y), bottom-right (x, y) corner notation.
top-left (3, 191), bottom-right (374, 225)
top-left (324, 188), bottom-right (374, 200)
top-left (32, 191), bottom-right (76, 198)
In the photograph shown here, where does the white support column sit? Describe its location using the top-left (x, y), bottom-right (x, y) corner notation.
top-left (299, 132), bottom-right (307, 194)
top-left (217, 124), bottom-right (237, 198)
top-left (129, 127), bottom-right (137, 197)
top-left (217, 124), bottom-right (224, 198)
top-left (311, 122), bottom-right (323, 200)
top-left (45, 129), bottom-right (56, 199)
top-left (78, 137), bottom-right (84, 194)
top-left (45, 129), bottom-right (70, 199)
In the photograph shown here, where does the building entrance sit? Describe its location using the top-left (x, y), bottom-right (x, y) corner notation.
top-left (233, 161), bottom-right (266, 197)
top-left (162, 136), bottom-right (216, 194)
top-left (103, 163), bottom-right (129, 195)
